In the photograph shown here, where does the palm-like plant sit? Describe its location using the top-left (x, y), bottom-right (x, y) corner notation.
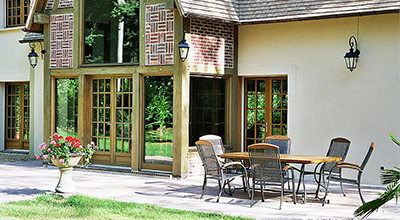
top-left (354, 133), bottom-right (400, 218)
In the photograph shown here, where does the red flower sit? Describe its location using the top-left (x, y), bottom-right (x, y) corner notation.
top-left (56, 144), bottom-right (61, 147)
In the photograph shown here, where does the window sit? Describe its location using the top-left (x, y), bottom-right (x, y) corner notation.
top-left (84, 0), bottom-right (140, 64)
top-left (6, 0), bottom-right (29, 27)
top-left (55, 78), bottom-right (79, 138)
top-left (189, 77), bottom-right (226, 146)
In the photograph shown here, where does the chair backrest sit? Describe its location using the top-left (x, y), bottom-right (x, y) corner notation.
top-left (195, 140), bottom-right (222, 176)
top-left (248, 143), bottom-right (282, 183)
top-left (265, 135), bottom-right (291, 154)
top-left (360, 142), bottom-right (375, 170)
top-left (199, 134), bottom-right (225, 156)
top-left (324, 137), bottom-right (351, 172)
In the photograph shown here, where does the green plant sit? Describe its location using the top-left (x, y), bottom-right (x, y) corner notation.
top-left (354, 133), bottom-right (400, 218)
top-left (36, 133), bottom-right (97, 167)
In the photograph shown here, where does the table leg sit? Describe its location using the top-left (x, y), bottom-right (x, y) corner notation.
top-left (295, 164), bottom-right (307, 203)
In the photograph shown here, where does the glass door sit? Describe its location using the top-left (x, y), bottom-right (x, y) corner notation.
top-left (143, 76), bottom-right (173, 171)
top-left (5, 82), bottom-right (29, 150)
top-left (90, 77), bottom-right (132, 166)
top-left (244, 78), bottom-right (287, 150)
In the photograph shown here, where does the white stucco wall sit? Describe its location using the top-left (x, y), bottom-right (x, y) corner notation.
top-left (0, 27), bottom-right (44, 155)
top-left (238, 14), bottom-right (400, 184)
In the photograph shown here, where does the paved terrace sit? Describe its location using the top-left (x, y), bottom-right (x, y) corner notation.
top-left (1, 160), bottom-right (399, 219)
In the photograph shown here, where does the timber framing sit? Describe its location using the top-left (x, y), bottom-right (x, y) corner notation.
top-left (30, 0), bottom-right (239, 177)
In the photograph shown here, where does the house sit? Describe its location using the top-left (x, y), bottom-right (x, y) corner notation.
top-left (17, 0), bottom-right (400, 184)
top-left (0, 0), bottom-right (44, 157)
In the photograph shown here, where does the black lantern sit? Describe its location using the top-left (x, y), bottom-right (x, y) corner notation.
top-left (179, 28), bottom-right (189, 62)
top-left (28, 42), bottom-right (39, 68)
top-left (344, 36), bottom-right (360, 72)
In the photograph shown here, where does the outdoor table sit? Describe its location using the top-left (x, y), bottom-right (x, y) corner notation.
top-left (218, 152), bottom-right (342, 203)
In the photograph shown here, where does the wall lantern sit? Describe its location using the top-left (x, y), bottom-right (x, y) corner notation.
top-left (27, 41), bottom-right (46, 68)
top-left (178, 28), bottom-right (190, 62)
top-left (344, 36), bottom-right (360, 72)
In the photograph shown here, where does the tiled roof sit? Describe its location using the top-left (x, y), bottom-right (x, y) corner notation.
top-left (176, 0), bottom-right (400, 24)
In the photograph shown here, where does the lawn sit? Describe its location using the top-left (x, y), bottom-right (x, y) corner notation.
top-left (0, 194), bottom-right (253, 220)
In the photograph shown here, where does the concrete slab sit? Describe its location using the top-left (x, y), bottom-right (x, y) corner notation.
top-left (0, 161), bottom-right (398, 219)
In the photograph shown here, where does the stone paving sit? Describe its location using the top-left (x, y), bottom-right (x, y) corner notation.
top-left (1, 160), bottom-right (399, 219)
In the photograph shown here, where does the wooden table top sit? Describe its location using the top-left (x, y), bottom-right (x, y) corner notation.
top-left (218, 152), bottom-right (341, 164)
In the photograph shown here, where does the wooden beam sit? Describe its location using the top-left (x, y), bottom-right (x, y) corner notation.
top-left (165, 0), bottom-right (175, 9)
top-left (34, 13), bottom-right (50, 24)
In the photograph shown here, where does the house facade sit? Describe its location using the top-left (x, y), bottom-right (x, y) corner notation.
top-left (19, 0), bottom-right (400, 184)
top-left (0, 0), bottom-right (44, 156)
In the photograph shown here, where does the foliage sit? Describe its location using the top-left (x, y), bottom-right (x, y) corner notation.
top-left (35, 133), bottom-right (97, 167)
top-left (0, 194), bottom-right (252, 220)
top-left (84, 0), bottom-right (139, 64)
top-left (145, 76), bottom-right (173, 132)
top-left (55, 78), bottom-right (78, 136)
top-left (354, 133), bottom-right (400, 218)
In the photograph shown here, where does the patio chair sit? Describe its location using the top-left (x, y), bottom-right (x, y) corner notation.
top-left (265, 135), bottom-right (291, 155)
top-left (265, 135), bottom-right (291, 189)
top-left (321, 142), bottom-right (375, 205)
top-left (295, 137), bottom-right (351, 197)
top-left (248, 143), bottom-right (296, 209)
top-left (199, 134), bottom-right (228, 157)
top-left (195, 140), bottom-right (249, 203)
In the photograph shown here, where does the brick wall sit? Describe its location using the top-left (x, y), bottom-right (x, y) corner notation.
top-left (46, 0), bottom-right (55, 9)
top-left (46, 0), bottom-right (72, 9)
top-left (145, 4), bottom-right (174, 65)
top-left (50, 14), bottom-right (73, 69)
top-left (58, 0), bottom-right (73, 8)
top-left (188, 156), bottom-right (204, 177)
top-left (190, 19), bottom-right (234, 68)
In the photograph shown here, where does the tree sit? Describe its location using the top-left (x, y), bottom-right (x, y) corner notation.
top-left (354, 133), bottom-right (400, 218)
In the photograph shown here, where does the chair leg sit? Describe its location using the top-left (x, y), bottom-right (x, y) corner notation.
top-left (261, 184), bottom-right (265, 202)
top-left (217, 180), bottom-right (223, 203)
top-left (291, 177), bottom-right (297, 204)
top-left (279, 184), bottom-right (283, 210)
top-left (340, 181), bottom-right (346, 197)
top-left (315, 171), bottom-right (323, 198)
top-left (201, 176), bottom-right (207, 199)
top-left (357, 177), bottom-right (365, 204)
top-left (250, 181), bottom-right (255, 207)
top-left (322, 177), bottom-right (332, 206)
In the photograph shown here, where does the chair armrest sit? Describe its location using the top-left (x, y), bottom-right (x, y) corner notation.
top-left (336, 163), bottom-right (362, 171)
top-left (337, 161), bottom-right (360, 167)
top-left (283, 164), bottom-right (293, 171)
top-left (223, 161), bottom-right (242, 167)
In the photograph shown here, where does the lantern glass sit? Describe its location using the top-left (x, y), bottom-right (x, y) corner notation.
top-left (28, 51), bottom-right (39, 68)
top-left (179, 45), bottom-right (189, 62)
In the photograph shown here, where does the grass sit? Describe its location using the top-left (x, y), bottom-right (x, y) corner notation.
top-left (0, 194), bottom-right (252, 220)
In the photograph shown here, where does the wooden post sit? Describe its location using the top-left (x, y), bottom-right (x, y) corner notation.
top-left (172, 15), bottom-right (189, 178)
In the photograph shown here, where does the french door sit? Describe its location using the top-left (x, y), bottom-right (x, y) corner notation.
top-left (244, 78), bottom-right (287, 150)
top-left (90, 77), bottom-right (133, 166)
top-left (5, 82), bottom-right (29, 150)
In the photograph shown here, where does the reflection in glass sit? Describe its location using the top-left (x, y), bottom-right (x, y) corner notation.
top-left (84, 0), bottom-right (139, 64)
top-left (55, 78), bottom-right (78, 138)
top-left (145, 76), bottom-right (173, 166)
top-left (247, 80), bottom-right (255, 93)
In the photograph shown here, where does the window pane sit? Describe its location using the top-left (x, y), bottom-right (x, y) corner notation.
top-left (84, 0), bottom-right (140, 64)
top-left (144, 76), bottom-right (173, 166)
top-left (55, 78), bottom-right (79, 138)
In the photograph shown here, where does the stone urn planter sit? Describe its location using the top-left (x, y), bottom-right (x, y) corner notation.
top-left (51, 153), bottom-right (84, 193)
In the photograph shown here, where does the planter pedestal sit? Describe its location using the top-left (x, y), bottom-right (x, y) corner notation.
top-left (51, 154), bottom-right (83, 193)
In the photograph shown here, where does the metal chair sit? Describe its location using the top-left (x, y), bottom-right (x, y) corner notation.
top-left (266, 135), bottom-right (292, 189)
top-left (265, 135), bottom-right (291, 155)
top-left (313, 137), bottom-right (351, 197)
top-left (248, 143), bottom-right (296, 209)
top-left (195, 140), bottom-right (249, 203)
top-left (295, 137), bottom-right (351, 197)
top-left (199, 134), bottom-right (226, 157)
top-left (322, 142), bottom-right (375, 205)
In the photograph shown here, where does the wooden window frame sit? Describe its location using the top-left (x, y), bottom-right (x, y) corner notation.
top-left (6, 0), bottom-right (29, 27)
